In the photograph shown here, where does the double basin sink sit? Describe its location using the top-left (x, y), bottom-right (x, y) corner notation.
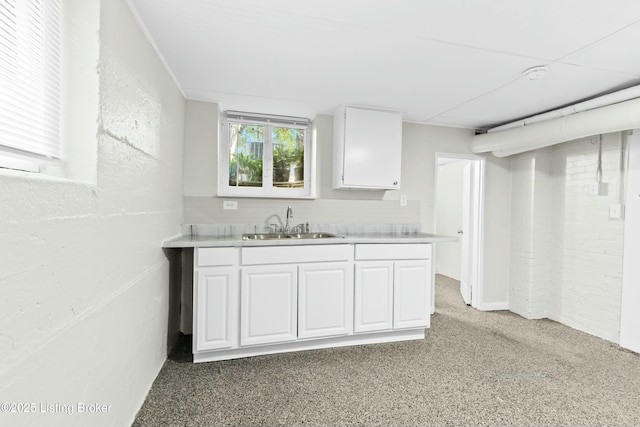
top-left (242, 232), bottom-right (342, 241)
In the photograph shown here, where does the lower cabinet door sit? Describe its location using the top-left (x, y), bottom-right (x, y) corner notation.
top-left (241, 265), bottom-right (298, 346)
top-left (394, 260), bottom-right (431, 329)
top-left (354, 261), bottom-right (394, 333)
top-left (298, 262), bottom-right (353, 339)
top-left (195, 267), bottom-right (238, 351)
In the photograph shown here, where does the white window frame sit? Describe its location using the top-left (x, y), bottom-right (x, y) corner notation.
top-left (219, 111), bottom-right (315, 199)
top-left (0, 0), bottom-right (62, 173)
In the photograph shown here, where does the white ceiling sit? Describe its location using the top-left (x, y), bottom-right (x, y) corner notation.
top-left (127, 0), bottom-right (640, 130)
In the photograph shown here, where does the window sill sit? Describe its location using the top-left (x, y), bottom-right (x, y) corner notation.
top-left (0, 156), bottom-right (40, 173)
top-left (217, 191), bottom-right (317, 200)
top-left (0, 156), bottom-right (96, 188)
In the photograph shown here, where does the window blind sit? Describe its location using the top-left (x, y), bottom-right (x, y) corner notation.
top-left (0, 0), bottom-right (61, 159)
top-left (224, 111), bottom-right (310, 127)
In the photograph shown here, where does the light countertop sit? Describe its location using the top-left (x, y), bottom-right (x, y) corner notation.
top-left (163, 232), bottom-right (458, 248)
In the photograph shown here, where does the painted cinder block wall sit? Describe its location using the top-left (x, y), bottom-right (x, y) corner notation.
top-left (509, 133), bottom-right (626, 343)
top-left (0, 0), bottom-right (185, 426)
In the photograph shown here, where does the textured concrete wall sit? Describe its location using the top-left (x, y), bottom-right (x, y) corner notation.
top-left (510, 133), bottom-right (625, 342)
top-left (0, 0), bottom-right (185, 426)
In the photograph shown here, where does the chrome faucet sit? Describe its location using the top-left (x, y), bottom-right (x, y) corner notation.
top-left (284, 206), bottom-right (293, 233)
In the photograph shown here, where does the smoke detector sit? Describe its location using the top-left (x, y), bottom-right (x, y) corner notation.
top-left (523, 65), bottom-right (548, 80)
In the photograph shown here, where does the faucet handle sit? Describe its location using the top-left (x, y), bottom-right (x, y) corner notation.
top-left (294, 223), bottom-right (310, 234)
top-left (269, 223), bottom-right (281, 233)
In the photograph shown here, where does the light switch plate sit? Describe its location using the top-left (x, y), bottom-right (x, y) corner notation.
top-left (400, 194), bottom-right (407, 206)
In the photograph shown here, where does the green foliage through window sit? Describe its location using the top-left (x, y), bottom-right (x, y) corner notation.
top-left (222, 112), bottom-right (311, 198)
top-left (228, 123), bottom-right (264, 187)
top-left (273, 127), bottom-right (304, 187)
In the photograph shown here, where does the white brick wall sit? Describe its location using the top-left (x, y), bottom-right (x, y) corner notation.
top-left (510, 133), bottom-right (625, 342)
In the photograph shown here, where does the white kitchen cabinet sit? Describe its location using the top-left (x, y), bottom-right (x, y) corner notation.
top-left (354, 262), bottom-right (394, 333)
top-left (193, 247), bottom-right (240, 353)
top-left (355, 244), bottom-right (432, 332)
top-left (298, 262), bottom-right (353, 339)
top-left (394, 260), bottom-right (431, 329)
top-left (189, 242), bottom-right (432, 363)
top-left (240, 265), bottom-right (298, 346)
top-left (333, 106), bottom-right (402, 190)
top-left (195, 267), bottom-right (238, 351)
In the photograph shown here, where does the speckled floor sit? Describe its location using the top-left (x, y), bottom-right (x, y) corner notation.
top-left (132, 275), bottom-right (640, 426)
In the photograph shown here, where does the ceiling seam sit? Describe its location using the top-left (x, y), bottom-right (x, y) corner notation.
top-left (550, 18), bottom-right (640, 64)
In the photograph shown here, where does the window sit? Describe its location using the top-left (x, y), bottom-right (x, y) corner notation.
top-left (220, 111), bottom-right (313, 198)
top-left (0, 0), bottom-right (61, 172)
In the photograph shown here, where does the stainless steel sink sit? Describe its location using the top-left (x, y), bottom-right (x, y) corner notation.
top-left (242, 232), bottom-right (342, 240)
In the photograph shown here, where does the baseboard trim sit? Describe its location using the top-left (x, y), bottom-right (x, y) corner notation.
top-left (194, 329), bottom-right (426, 363)
top-left (478, 301), bottom-right (509, 311)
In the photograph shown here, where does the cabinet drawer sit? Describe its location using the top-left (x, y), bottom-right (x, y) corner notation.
top-left (197, 247), bottom-right (238, 267)
top-left (355, 244), bottom-right (431, 261)
top-left (242, 244), bottom-right (352, 265)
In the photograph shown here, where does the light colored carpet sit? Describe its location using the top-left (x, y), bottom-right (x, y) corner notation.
top-left (132, 275), bottom-right (640, 426)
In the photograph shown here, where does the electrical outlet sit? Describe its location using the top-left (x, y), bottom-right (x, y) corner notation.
top-left (400, 194), bottom-right (407, 207)
top-left (223, 200), bottom-right (238, 210)
top-left (609, 204), bottom-right (623, 219)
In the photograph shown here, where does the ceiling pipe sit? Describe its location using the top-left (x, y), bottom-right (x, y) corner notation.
top-left (488, 85), bottom-right (640, 133)
top-left (471, 87), bottom-right (640, 157)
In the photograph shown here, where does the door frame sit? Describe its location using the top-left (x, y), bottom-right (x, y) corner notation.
top-left (620, 130), bottom-right (640, 353)
top-left (434, 152), bottom-right (486, 309)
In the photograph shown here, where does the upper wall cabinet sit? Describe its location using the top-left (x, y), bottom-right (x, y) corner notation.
top-left (333, 106), bottom-right (402, 190)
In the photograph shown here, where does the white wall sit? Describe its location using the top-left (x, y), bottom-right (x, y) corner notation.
top-left (182, 106), bottom-right (430, 225)
top-left (386, 122), bottom-right (475, 232)
top-left (510, 133), bottom-right (626, 342)
top-left (0, 0), bottom-right (185, 426)
top-left (183, 100), bottom-right (219, 198)
top-left (435, 161), bottom-right (466, 280)
top-left (183, 109), bottom-right (512, 307)
top-left (481, 155), bottom-right (512, 306)
top-left (182, 110), bottom-right (477, 230)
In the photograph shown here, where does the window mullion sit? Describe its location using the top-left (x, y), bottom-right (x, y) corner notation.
top-left (220, 119), bottom-right (231, 190)
top-left (263, 124), bottom-right (274, 194)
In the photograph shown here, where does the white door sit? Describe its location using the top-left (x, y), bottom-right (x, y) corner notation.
top-left (194, 267), bottom-right (238, 351)
top-left (354, 261), bottom-right (394, 333)
top-left (394, 260), bottom-right (431, 329)
top-left (459, 162), bottom-right (472, 304)
top-left (241, 265), bottom-right (297, 346)
top-left (298, 262), bottom-right (353, 339)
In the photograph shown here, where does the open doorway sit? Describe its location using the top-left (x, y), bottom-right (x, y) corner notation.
top-left (435, 153), bottom-right (485, 308)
